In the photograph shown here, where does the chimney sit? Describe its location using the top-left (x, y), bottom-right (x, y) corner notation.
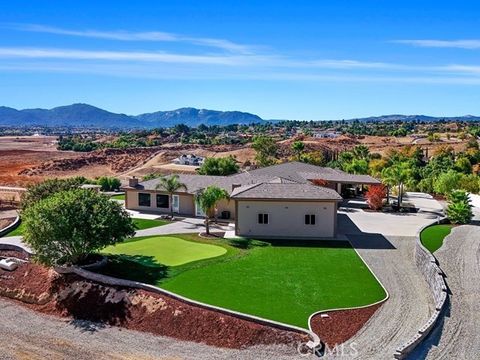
top-left (129, 176), bottom-right (139, 187)
top-left (231, 184), bottom-right (241, 191)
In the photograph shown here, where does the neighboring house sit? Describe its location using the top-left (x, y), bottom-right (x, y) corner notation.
top-left (313, 131), bottom-right (341, 139)
top-left (173, 154), bottom-right (205, 166)
top-left (122, 161), bottom-right (380, 239)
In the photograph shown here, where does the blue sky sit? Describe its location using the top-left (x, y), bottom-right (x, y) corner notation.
top-left (1, 0), bottom-right (480, 120)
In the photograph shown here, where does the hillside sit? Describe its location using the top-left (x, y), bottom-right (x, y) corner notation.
top-left (0, 104), bottom-right (263, 128)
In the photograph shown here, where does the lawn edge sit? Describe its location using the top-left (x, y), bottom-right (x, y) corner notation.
top-left (306, 238), bottom-right (390, 339)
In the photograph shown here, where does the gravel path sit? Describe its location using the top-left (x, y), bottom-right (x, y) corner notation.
top-left (409, 225), bottom-right (480, 359)
top-left (324, 234), bottom-right (434, 359)
top-left (0, 298), bottom-right (306, 360)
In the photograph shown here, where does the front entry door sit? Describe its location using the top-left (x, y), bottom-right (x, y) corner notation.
top-left (172, 195), bottom-right (180, 213)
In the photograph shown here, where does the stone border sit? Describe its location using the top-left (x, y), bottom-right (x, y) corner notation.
top-left (0, 215), bottom-right (20, 237)
top-left (393, 217), bottom-right (449, 359)
top-left (54, 264), bottom-right (320, 350)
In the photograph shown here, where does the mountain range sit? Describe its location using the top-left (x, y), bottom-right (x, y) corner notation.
top-left (0, 104), bottom-right (479, 128)
top-left (0, 104), bottom-right (263, 128)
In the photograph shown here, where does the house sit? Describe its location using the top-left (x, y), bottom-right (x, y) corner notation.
top-left (173, 154), bottom-right (205, 166)
top-left (122, 162), bottom-right (381, 239)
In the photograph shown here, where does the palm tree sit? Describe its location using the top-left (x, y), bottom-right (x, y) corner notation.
top-left (195, 186), bottom-right (229, 235)
top-left (352, 145), bottom-right (370, 160)
top-left (291, 141), bottom-right (305, 161)
top-left (155, 175), bottom-right (187, 219)
top-left (381, 162), bottom-right (410, 208)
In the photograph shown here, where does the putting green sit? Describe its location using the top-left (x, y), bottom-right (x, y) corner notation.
top-left (103, 236), bottom-right (227, 266)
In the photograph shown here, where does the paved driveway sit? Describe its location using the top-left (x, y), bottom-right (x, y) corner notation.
top-left (339, 192), bottom-right (444, 237)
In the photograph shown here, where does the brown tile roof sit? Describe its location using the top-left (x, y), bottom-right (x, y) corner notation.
top-left (230, 182), bottom-right (343, 200)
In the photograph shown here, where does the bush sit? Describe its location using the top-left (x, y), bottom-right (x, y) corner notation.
top-left (197, 156), bottom-right (239, 176)
top-left (22, 189), bottom-right (135, 266)
top-left (446, 190), bottom-right (473, 224)
top-left (97, 176), bottom-right (121, 191)
top-left (365, 185), bottom-right (387, 210)
top-left (433, 170), bottom-right (461, 195)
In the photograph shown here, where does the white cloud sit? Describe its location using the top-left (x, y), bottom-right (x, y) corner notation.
top-left (5, 24), bottom-right (255, 54)
top-left (395, 39), bottom-right (480, 49)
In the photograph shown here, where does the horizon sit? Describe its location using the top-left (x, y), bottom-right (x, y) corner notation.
top-left (1, 1), bottom-right (480, 120)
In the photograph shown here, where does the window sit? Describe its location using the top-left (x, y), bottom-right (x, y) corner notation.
top-left (156, 194), bottom-right (169, 208)
top-left (138, 193), bottom-right (151, 207)
top-left (305, 214), bottom-right (316, 225)
top-left (258, 213), bottom-right (269, 224)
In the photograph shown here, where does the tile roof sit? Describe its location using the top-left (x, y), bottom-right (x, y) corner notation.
top-left (230, 182), bottom-right (343, 200)
top-left (126, 161), bottom-right (380, 200)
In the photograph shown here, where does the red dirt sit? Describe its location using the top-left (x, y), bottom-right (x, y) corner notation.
top-left (310, 303), bottom-right (382, 347)
top-left (0, 257), bottom-right (307, 349)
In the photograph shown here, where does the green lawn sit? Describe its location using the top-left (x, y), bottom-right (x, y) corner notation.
top-left (110, 193), bottom-right (125, 201)
top-left (100, 235), bottom-right (386, 329)
top-left (1, 221), bottom-right (24, 237)
top-left (420, 224), bottom-right (453, 253)
top-left (133, 218), bottom-right (169, 230)
top-left (103, 235), bottom-right (227, 266)
top-left (1, 218), bottom-right (165, 237)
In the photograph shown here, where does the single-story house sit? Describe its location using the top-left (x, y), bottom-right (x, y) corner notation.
top-left (122, 161), bottom-right (381, 239)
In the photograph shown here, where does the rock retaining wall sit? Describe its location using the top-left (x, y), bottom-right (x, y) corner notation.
top-left (393, 219), bottom-right (448, 359)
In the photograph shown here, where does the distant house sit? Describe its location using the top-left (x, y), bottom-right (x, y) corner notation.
top-left (122, 162), bottom-right (380, 239)
top-left (313, 131), bottom-right (341, 139)
top-left (173, 154), bottom-right (205, 166)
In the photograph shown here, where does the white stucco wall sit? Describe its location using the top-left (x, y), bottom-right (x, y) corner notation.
top-left (235, 200), bottom-right (338, 239)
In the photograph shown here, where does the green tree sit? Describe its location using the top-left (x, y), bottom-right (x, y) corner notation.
top-left (155, 175), bottom-right (187, 219)
top-left (433, 170), bottom-right (461, 195)
top-left (446, 190), bottom-right (473, 224)
top-left (352, 144), bottom-right (370, 160)
top-left (459, 174), bottom-right (480, 194)
top-left (291, 141), bottom-right (305, 160)
top-left (344, 158), bottom-right (369, 174)
top-left (381, 162), bottom-right (411, 207)
top-left (299, 151), bottom-right (326, 166)
top-left (97, 176), bottom-right (121, 191)
top-left (21, 177), bottom-right (86, 210)
top-left (454, 157), bottom-right (472, 174)
top-left (22, 189), bottom-right (135, 266)
top-left (197, 156), bottom-right (239, 176)
top-left (252, 135), bottom-right (278, 167)
top-left (195, 186), bottom-right (229, 235)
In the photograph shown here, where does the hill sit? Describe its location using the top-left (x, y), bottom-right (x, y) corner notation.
top-left (0, 104), bottom-right (263, 128)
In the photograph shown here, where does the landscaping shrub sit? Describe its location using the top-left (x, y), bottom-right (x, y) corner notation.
top-left (22, 189), bottom-right (135, 266)
top-left (97, 176), bottom-right (121, 191)
top-left (197, 156), bottom-right (239, 176)
top-left (446, 190), bottom-right (473, 224)
top-left (365, 185), bottom-right (386, 210)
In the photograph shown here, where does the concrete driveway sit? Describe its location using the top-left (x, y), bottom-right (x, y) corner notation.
top-left (339, 192), bottom-right (444, 237)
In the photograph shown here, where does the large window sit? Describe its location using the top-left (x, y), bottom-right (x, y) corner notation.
top-left (156, 194), bottom-right (169, 208)
top-left (258, 213), bottom-right (269, 224)
top-left (138, 193), bottom-right (151, 207)
top-left (305, 214), bottom-right (316, 225)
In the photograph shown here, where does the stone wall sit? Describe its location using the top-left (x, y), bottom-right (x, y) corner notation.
top-left (393, 219), bottom-right (448, 359)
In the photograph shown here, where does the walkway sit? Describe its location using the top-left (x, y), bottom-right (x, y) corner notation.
top-left (409, 225), bottom-right (480, 359)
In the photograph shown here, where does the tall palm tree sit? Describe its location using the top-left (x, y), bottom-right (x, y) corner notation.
top-left (195, 186), bottom-right (229, 235)
top-left (381, 162), bottom-right (410, 208)
top-left (155, 175), bottom-right (187, 219)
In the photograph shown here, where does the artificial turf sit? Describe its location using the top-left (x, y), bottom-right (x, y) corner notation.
top-left (420, 224), bottom-right (453, 253)
top-left (133, 218), bottom-right (169, 230)
top-left (1, 222), bottom-right (24, 237)
top-left (160, 240), bottom-right (386, 329)
top-left (103, 235), bottom-right (227, 266)
top-left (110, 193), bottom-right (125, 201)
